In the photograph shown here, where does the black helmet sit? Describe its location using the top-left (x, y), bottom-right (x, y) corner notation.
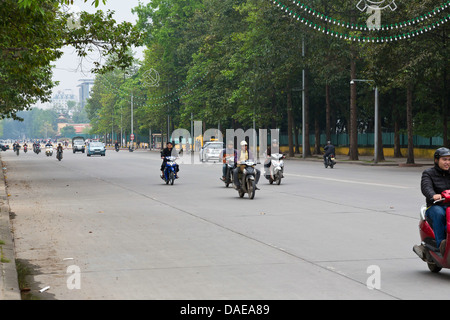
top-left (434, 147), bottom-right (450, 159)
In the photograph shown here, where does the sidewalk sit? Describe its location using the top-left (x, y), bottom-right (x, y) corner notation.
top-left (286, 154), bottom-right (434, 167)
top-left (0, 155), bottom-right (21, 300)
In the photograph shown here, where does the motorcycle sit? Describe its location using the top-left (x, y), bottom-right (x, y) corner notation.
top-left (222, 156), bottom-right (235, 188)
top-left (265, 153), bottom-right (285, 185)
top-left (115, 145), bottom-right (120, 152)
top-left (161, 156), bottom-right (178, 185)
top-left (46, 146), bottom-right (53, 157)
top-left (234, 160), bottom-right (257, 199)
top-left (34, 145), bottom-right (41, 154)
top-left (15, 145), bottom-right (20, 156)
top-left (24, 145), bottom-right (27, 153)
top-left (413, 190), bottom-right (450, 273)
top-left (56, 148), bottom-right (63, 161)
top-left (324, 154), bottom-right (336, 168)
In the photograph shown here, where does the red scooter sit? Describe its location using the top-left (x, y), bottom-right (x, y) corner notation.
top-left (413, 190), bottom-right (450, 273)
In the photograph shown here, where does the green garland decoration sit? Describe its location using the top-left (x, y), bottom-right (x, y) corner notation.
top-left (272, 0), bottom-right (450, 42)
top-left (289, 0), bottom-right (449, 31)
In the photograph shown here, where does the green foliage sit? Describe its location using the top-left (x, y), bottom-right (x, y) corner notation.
top-left (0, 0), bottom-right (142, 120)
top-left (84, 0), bottom-right (449, 145)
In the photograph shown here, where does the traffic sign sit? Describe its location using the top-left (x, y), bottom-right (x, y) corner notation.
top-left (130, 134), bottom-right (135, 141)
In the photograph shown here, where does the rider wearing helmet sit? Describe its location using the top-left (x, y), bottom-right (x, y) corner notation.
top-left (264, 139), bottom-right (283, 176)
top-left (323, 141), bottom-right (335, 162)
top-left (233, 140), bottom-right (260, 190)
top-left (419, 147), bottom-right (450, 255)
top-left (219, 141), bottom-right (237, 181)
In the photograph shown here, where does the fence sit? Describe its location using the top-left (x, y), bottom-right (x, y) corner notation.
top-left (279, 132), bottom-right (445, 148)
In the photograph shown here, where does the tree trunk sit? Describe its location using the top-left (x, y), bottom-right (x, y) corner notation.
top-left (349, 57), bottom-right (358, 160)
top-left (406, 85), bottom-right (415, 164)
top-left (443, 28), bottom-right (449, 147)
top-left (303, 69), bottom-right (311, 157)
top-left (443, 62), bottom-right (449, 147)
top-left (287, 83), bottom-right (294, 157)
top-left (271, 90), bottom-right (277, 129)
top-left (394, 119), bottom-right (402, 157)
top-left (314, 116), bottom-right (320, 154)
top-left (377, 111), bottom-right (385, 161)
top-left (295, 127), bottom-right (301, 154)
top-left (325, 84), bottom-right (331, 142)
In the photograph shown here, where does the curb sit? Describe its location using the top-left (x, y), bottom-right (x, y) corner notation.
top-left (284, 155), bottom-right (432, 167)
top-left (0, 155), bottom-right (21, 300)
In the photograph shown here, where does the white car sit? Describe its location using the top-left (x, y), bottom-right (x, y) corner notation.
top-left (199, 142), bottom-right (223, 162)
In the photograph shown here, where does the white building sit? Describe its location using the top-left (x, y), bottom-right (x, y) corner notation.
top-left (51, 89), bottom-right (77, 114)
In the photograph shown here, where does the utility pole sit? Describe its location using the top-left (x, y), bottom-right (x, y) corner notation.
top-left (302, 36), bottom-right (306, 159)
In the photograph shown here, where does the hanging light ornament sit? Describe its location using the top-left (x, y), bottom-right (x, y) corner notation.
top-left (271, 0), bottom-right (450, 43)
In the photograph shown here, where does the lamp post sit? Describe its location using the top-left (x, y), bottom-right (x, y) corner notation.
top-left (350, 79), bottom-right (380, 163)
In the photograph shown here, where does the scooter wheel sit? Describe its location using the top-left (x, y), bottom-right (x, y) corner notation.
top-left (248, 179), bottom-right (256, 199)
top-left (427, 263), bottom-right (442, 273)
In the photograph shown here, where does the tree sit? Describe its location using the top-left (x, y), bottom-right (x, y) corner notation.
top-left (60, 125), bottom-right (76, 137)
top-left (0, 0), bottom-right (142, 120)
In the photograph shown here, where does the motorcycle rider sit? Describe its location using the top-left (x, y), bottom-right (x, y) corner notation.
top-left (233, 141), bottom-right (260, 190)
top-left (56, 143), bottom-right (63, 155)
top-left (160, 141), bottom-right (179, 178)
top-left (264, 139), bottom-right (284, 178)
top-left (323, 141), bottom-right (335, 164)
top-left (13, 141), bottom-right (20, 152)
top-left (219, 141), bottom-right (237, 181)
top-left (417, 147), bottom-right (450, 256)
top-left (114, 140), bottom-right (120, 151)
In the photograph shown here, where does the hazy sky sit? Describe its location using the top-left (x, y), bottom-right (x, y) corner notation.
top-left (49, 0), bottom-right (147, 104)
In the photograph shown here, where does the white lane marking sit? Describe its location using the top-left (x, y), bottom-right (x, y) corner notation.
top-left (284, 173), bottom-right (411, 189)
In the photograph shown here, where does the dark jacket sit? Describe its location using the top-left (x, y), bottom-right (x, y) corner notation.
top-left (421, 165), bottom-right (450, 207)
top-left (161, 147), bottom-right (178, 159)
top-left (324, 144), bottom-right (335, 156)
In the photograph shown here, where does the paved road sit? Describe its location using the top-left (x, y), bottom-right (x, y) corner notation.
top-left (2, 148), bottom-right (450, 300)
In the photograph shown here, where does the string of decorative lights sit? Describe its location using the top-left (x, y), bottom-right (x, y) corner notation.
top-left (288, 0), bottom-right (449, 30)
top-left (272, 0), bottom-right (450, 42)
top-left (96, 71), bottom-right (209, 107)
top-left (98, 71), bottom-right (208, 103)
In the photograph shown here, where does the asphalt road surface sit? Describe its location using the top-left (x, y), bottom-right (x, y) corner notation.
top-left (2, 148), bottom-right (450, 300)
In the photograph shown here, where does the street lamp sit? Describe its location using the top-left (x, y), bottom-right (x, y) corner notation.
top-left (350, 79), bottom-right (380, 164)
